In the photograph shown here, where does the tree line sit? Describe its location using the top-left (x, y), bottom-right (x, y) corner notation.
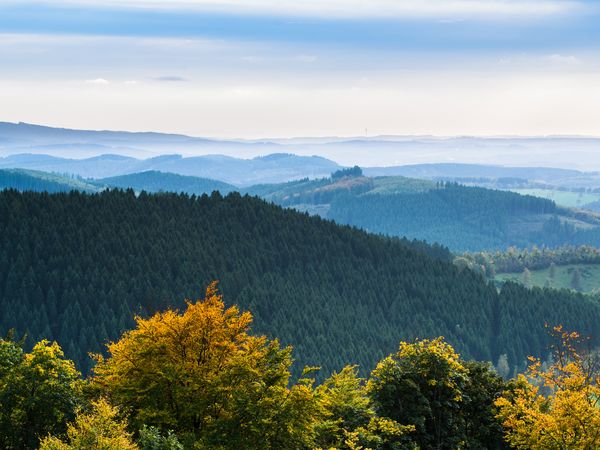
top-left (2, 286), bottom-right (599, 449)
top-left (458, 244), bottom-right (600, 276)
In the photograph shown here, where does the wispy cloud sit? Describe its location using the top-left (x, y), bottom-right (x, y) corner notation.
top-left (85, 78), bottom-right (109, 84)
top-left (1, 1), bottom-right (599, 139)
top-left (545, 54), bottom-right (581, 65)
top-left (154, 76), bottom-right (188, 82)
top-left (294, 54), bottom-right (317, 63)
top-left (6, 0), bottom-right (588, 19)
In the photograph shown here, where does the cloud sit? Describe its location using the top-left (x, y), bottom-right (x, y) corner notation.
top-left (85, 78), bottom-right (110, 84)
top-left (294, 54), bottom-right (317, 63)
top-left (154, 76), bottom-right (188, 82)
top-left (545, 54), bottom-right (581, 65)
top-left (8, 0), bottom-right (587, 19)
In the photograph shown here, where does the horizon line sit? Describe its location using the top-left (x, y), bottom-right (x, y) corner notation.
top-left (3, 121), bottom-right (600, 142)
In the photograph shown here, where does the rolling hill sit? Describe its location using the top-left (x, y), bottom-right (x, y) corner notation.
top-left (245, 171), bottom-right (600, 252)
top-left (97, 171), bottom-right (236, 195)
top-left (4, 165), bottom-right (600, 252)
top-left (0, 152), bottom-right (341, 185)
top-left (0, 168), bottom-right (99, 193)
top-left (1, 189), bottom-right (599, 381)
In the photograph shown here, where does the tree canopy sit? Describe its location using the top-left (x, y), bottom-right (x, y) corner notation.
top-left (92, 282), bottom-right (319, 449)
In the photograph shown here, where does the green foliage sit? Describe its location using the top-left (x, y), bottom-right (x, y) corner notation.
top-left (39, 398), bottom-right (138, 450)
top-left (368, 338), bottom-right (470, 449)
top-left (344, 417), bottom-right (416, 450)
top-left (332, 166), bottom-right (363, 180)
top-left (463, 245), bottom-right (600, 274)
top-left (461, 361), bottom-right (509, 449)
top-left (0, 339), bottom-right (81, 449)
top-left (138, 426), bottom-right (183, 450)
top-left (92, 284), bottom-right (320, 449)
top-left (0, 314), bottom-right (571, 450)
top-left (315, 366), bottom-right (372, 448)
top-left (368, 339), bottom-right (509, 450)
top-left (315, 365), bottom-right (416, 449)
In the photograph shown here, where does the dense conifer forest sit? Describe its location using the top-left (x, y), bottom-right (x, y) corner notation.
top-left (1, 189), bottom-right (600, 379)
top-left (7, 167), bottom-right (600, 252)
top-left (327, 184), bottom-right (558, 251)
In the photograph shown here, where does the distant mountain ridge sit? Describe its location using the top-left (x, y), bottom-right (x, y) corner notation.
top-left (0, 152), bottom-right (341, 185)
top-left (364, 163), bottom-right (586, 181)
top-left (99, 171), bottom-right (236, 195)
top-left (5, 122), bottom-right (600, 169)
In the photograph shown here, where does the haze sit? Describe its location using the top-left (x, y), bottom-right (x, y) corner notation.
top-left (1, 0), bottom-right (600, 141)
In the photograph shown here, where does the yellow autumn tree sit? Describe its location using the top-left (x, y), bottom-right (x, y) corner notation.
top-left (496, 325), bottom-right (600, 449)
top-left (91, 281), bottom-right (319, 449)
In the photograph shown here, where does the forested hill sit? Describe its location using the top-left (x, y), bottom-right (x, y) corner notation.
top-left (97, 171), bottom-right (236, 195)
top-left (1, 189), bottom-right (599, 378)
top-left (246, 173), bottom-right (600, 252)
top-left (4, 166), bottom-right (600, 252)
top-left (0, 168), bottom-right (98, 193)
top-left (0, 169), bottom-right (237, 197)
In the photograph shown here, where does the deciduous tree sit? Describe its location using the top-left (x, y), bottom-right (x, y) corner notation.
top-left (496, 326), bottom-right (600, 449)
top-left (39, 398), bottom-right (137, 450)
top-left (92, 282), bottom-right (319, 449)
top-left (367, 338), bottom-right (469, 449)
top-left (0, 338), bottom-right (81, 449)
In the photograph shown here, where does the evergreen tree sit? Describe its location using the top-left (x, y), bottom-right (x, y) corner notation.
top-left (521, 268), bottom-right (532, 288)
top-left (571, 267), bottom-right (583, 291)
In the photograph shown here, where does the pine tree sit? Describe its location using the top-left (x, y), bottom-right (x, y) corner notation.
top-left (522, 268), bottom-right (532, 287)
top-left (571, 267), bottom-right (583, 291)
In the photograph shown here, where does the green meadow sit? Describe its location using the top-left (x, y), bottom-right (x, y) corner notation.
top-left (495, 263), bottom-right (600, 293)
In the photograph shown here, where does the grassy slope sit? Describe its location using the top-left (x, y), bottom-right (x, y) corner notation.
top-left (508, 188), bottom-right (600, 208)
top-left (495, 263), bottom-right (600, 293)
top-left (368, 176), bottom-right (434, 194)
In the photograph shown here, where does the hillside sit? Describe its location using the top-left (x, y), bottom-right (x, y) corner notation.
top-left (246, 173), bottom-right (600, 252)
top-left (1, 190), bottom-right (599, 379)
top-left (0, 152), bottom-right (341, 185)
top-left (459, 246), bottom-right (600, 293)
top-left (97, 171), bottom-right (236, 195)
top-left (0, 168), bottom-right (99, 193)
top-left (5, 165), bottom-right (600, 252)
top-left (495, 264), bottom-right (600, 293)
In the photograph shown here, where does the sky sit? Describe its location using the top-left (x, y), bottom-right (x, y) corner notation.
top-left (1, 0), bottom-right (600, 138)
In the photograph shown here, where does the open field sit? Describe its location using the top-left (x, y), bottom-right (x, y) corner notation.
top-left (507, 188), bottom-right (600, 208)
top-left (495, 263), bottom-right (600, 293)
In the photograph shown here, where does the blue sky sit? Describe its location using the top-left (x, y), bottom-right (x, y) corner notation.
top-left (1, 0), bottom-right (599, 137)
